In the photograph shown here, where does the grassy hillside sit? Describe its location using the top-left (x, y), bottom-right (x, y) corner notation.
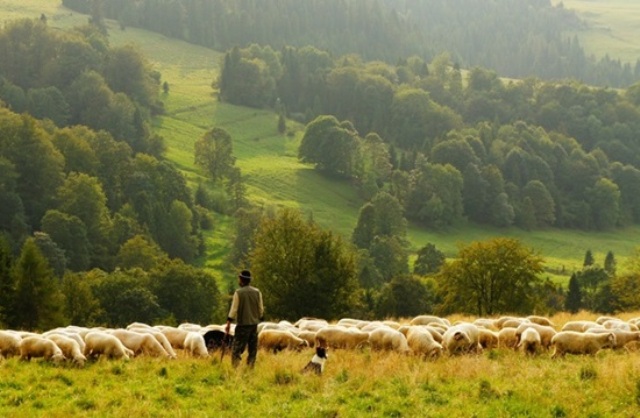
top-left (5, 0), bottom-right (640, 280)
top-left (552, 0), bottom-right (640, 64)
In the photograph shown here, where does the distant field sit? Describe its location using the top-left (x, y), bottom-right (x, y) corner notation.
top-left (4, 0), bottom-right (640, 282)
top-left (553, 0), bottom-right (640, 63)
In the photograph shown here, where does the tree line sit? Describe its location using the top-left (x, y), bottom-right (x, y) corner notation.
top-left (63, 0), bottom-right (639, 88)
top-left (218, 44), bottom-right (640, 231)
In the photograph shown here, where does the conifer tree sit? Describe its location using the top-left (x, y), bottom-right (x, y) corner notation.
top-left (604, 251), bottom-right (616, 276)
top-left (583, 249), bottom-right (594, 267)
top-left (565, 273), bottom-right (582, 313)
top-left (12, 237), bottom-right (65, 330)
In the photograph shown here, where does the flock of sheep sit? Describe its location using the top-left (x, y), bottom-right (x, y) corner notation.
top-left (1, 314), bottom-right (638, 366)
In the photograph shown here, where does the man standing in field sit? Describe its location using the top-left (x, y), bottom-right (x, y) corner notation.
top-left (226, 270), bottom-right (264, 368)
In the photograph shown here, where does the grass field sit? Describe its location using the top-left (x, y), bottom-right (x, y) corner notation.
top-left (552, 0), bottom-right (640, 64)
top-left (5, 0), bottom-right (640, 281)
top-left (3, 312), bottom-right (640, 417)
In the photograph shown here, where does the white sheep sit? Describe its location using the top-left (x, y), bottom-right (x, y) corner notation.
top-left (19, 336), bottom-right (65, 363)
top-left (46, 334), bottom-right (87, 366)
top-left (526, 315), bottom-right (555, 327)
top-left (108, 329), bottom-right (170, 358)
top-left (409, 315), bottom-right (450, 327)
top-left (586, 328), bottom-right (640, 350)
top-left (442, 323), bottom-right (481, 354)
top-left (184, 332), bottom-right (209, 358)
top-left (126, 327), bottom-right (177, 359)
top-left (258, 329), bottom-right (309, 352)
top-left (514, 323), bottom-right (557, 350)
top-left (158, 326), bottom-right (191, 349)
top-left (498, 327), bottom-right (518, 349)
top-left (517, 327), bottom-right (542, 356)
top-left (84, 331), bottom-right (132, 360)
top-left (368, 327), bottom-right (411, 354)
top-left (478, 328), bottom-right (499, 350)
top-left (402, 327), bottom-right (442, 359)
top-left (0, 330), bottom-right (22, 358)
top-left (561, 320), bottom-right (599, 332)
top-left (294, 318), bottom-right (329, 332)
top-left (314, 326), bottom-right (370, 349)
top-left (551, 331), bottom-right (616, 358)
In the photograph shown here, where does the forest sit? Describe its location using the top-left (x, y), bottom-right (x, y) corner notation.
top-left (1, 1), bottom-right (640, 331)
top-left (62, 0), bottom-right (640, 88)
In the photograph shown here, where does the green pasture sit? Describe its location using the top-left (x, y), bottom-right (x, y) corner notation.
top-left (552, 0), bottom-right (640, 64)
top-left (5, 0), bottom-right (640, 283)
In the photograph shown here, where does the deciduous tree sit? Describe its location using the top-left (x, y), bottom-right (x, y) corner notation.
top-left (435, 238), bottom-right (543, 316)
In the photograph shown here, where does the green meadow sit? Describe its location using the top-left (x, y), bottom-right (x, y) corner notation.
top-left (5, 0), bottom-right (640, 279)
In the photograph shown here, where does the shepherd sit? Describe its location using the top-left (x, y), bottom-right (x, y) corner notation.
top-left (225, 270), bottom-right (264, 368)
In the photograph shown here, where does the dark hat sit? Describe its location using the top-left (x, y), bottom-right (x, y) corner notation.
top-left (239, 270), bottom-right (252, 281)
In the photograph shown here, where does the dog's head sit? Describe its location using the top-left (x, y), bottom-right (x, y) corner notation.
top-left (315, 346), bottom-right (328, 359)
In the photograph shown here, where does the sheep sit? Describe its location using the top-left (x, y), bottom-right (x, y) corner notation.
top-left (551, 331), bottom-right (616, 358)
top-left (410, 315), bottom-right (450, 327)
top-left (0, 330), bottom-right (22, 358)
top-left (403, 327), bottom-right (442, 359)
top-left (561, 320), bottom-right (599, 332)
top-left (46, 334), bottom-right (87, 366)
top-left (478, 328), bottom-right (499, 350)
top-left (19, 336), bottom-right (66, 363)
top-left (126, 322), bottom-right (152, 330)
top-left (297, 331), bottom-right (317, 348)
top-left (184, 332), bottom-right (209, 358)
top-left (158, 326), bottom-right (191, 349)
top-left (368, 327), bottom-right (411, 354)
top-left (498, 327), bottom-right (518, 349)
top-left (517, 327), bottom-right (542, 356)
top-left (294, 318), bottom-right (329, 332)
top-left (514, 323), bottom-right (557, 350)
top-left (126, 327), bottom-right (177, 359)
top-left (258, 329), bottom-right (308, 353)
top-left (43, 330), bottom-right (86, 353)
top-left (314, 326), bottom-right (370, 349)
top-left (109, 329), bottom-right (170, 358)
top-left (473, 318), bottom-right (498, 330)
top-left (442, 323), bottom-right (481, 355)
top-left (602, 319), bottom-right (638, 332)
top-left (500, 318), bottom-right (528, 329)
top-left (495, 316), bottom-right (521, 329)
top-left (84, 331), bottom-right (132, 360)
top-left (336, 318), bottom-right (367, 328)
top-left (177, 322), bottom-right (202, 332)
top-left (586, 328), bottom-right (640, 350)
top-left (526, 315), bottom-right (555, 327)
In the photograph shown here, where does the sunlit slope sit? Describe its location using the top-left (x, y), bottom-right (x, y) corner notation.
top-left (3, 0), bottom-right (639, 276)
top-left (552, 0), bottom-right (640, 64)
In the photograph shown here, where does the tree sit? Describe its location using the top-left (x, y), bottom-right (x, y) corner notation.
top-left (150, 259), bottom-right (221, 324)
top-left (11, 237), bottom-right (66, 330)
top-left (0, 234), bottom-right (14, 326)
top-left (523, 180), bottom-right (555, 227)
top-left (369, 235), bottom-right (409, 281)
top-left (250, 209), bottom-right (361, 320)
top-left (117, 234), bottom-right (167, 271)
top-left (583, 249), bottom-right (594, 267)
top-left (587, 178), bottom-right (620, 230)
top-left (61, 271), bottom-right (101, 326)
top-left (604, 251), bottom-right (616, 276)
top-left (435, 238), bottom-right (543, 316)
top-left (565, 274), bottom-right (582, 313)
top-left (33, 231), bottom-right (66, 278)
top-left (194, 127), bottom-right (236, 182)
top-left (414, 243), bottom-right (446, 276)
top-left (299, 115), bottom-right (360, 178)
top-left (41, 210), bottom-right (91, 272)
top-left (89, 269), bottom-right (160, 327)
top-left (375, 275), bottom-right (437, 318)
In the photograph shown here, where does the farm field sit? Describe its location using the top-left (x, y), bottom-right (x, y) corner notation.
top-left (2, 312), bottom-right (640, 417)
top-left (4, 0), bottom-right (640, 278)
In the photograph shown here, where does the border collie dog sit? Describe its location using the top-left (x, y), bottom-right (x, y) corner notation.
top-left (302, 346), bottom-right (328, 375)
